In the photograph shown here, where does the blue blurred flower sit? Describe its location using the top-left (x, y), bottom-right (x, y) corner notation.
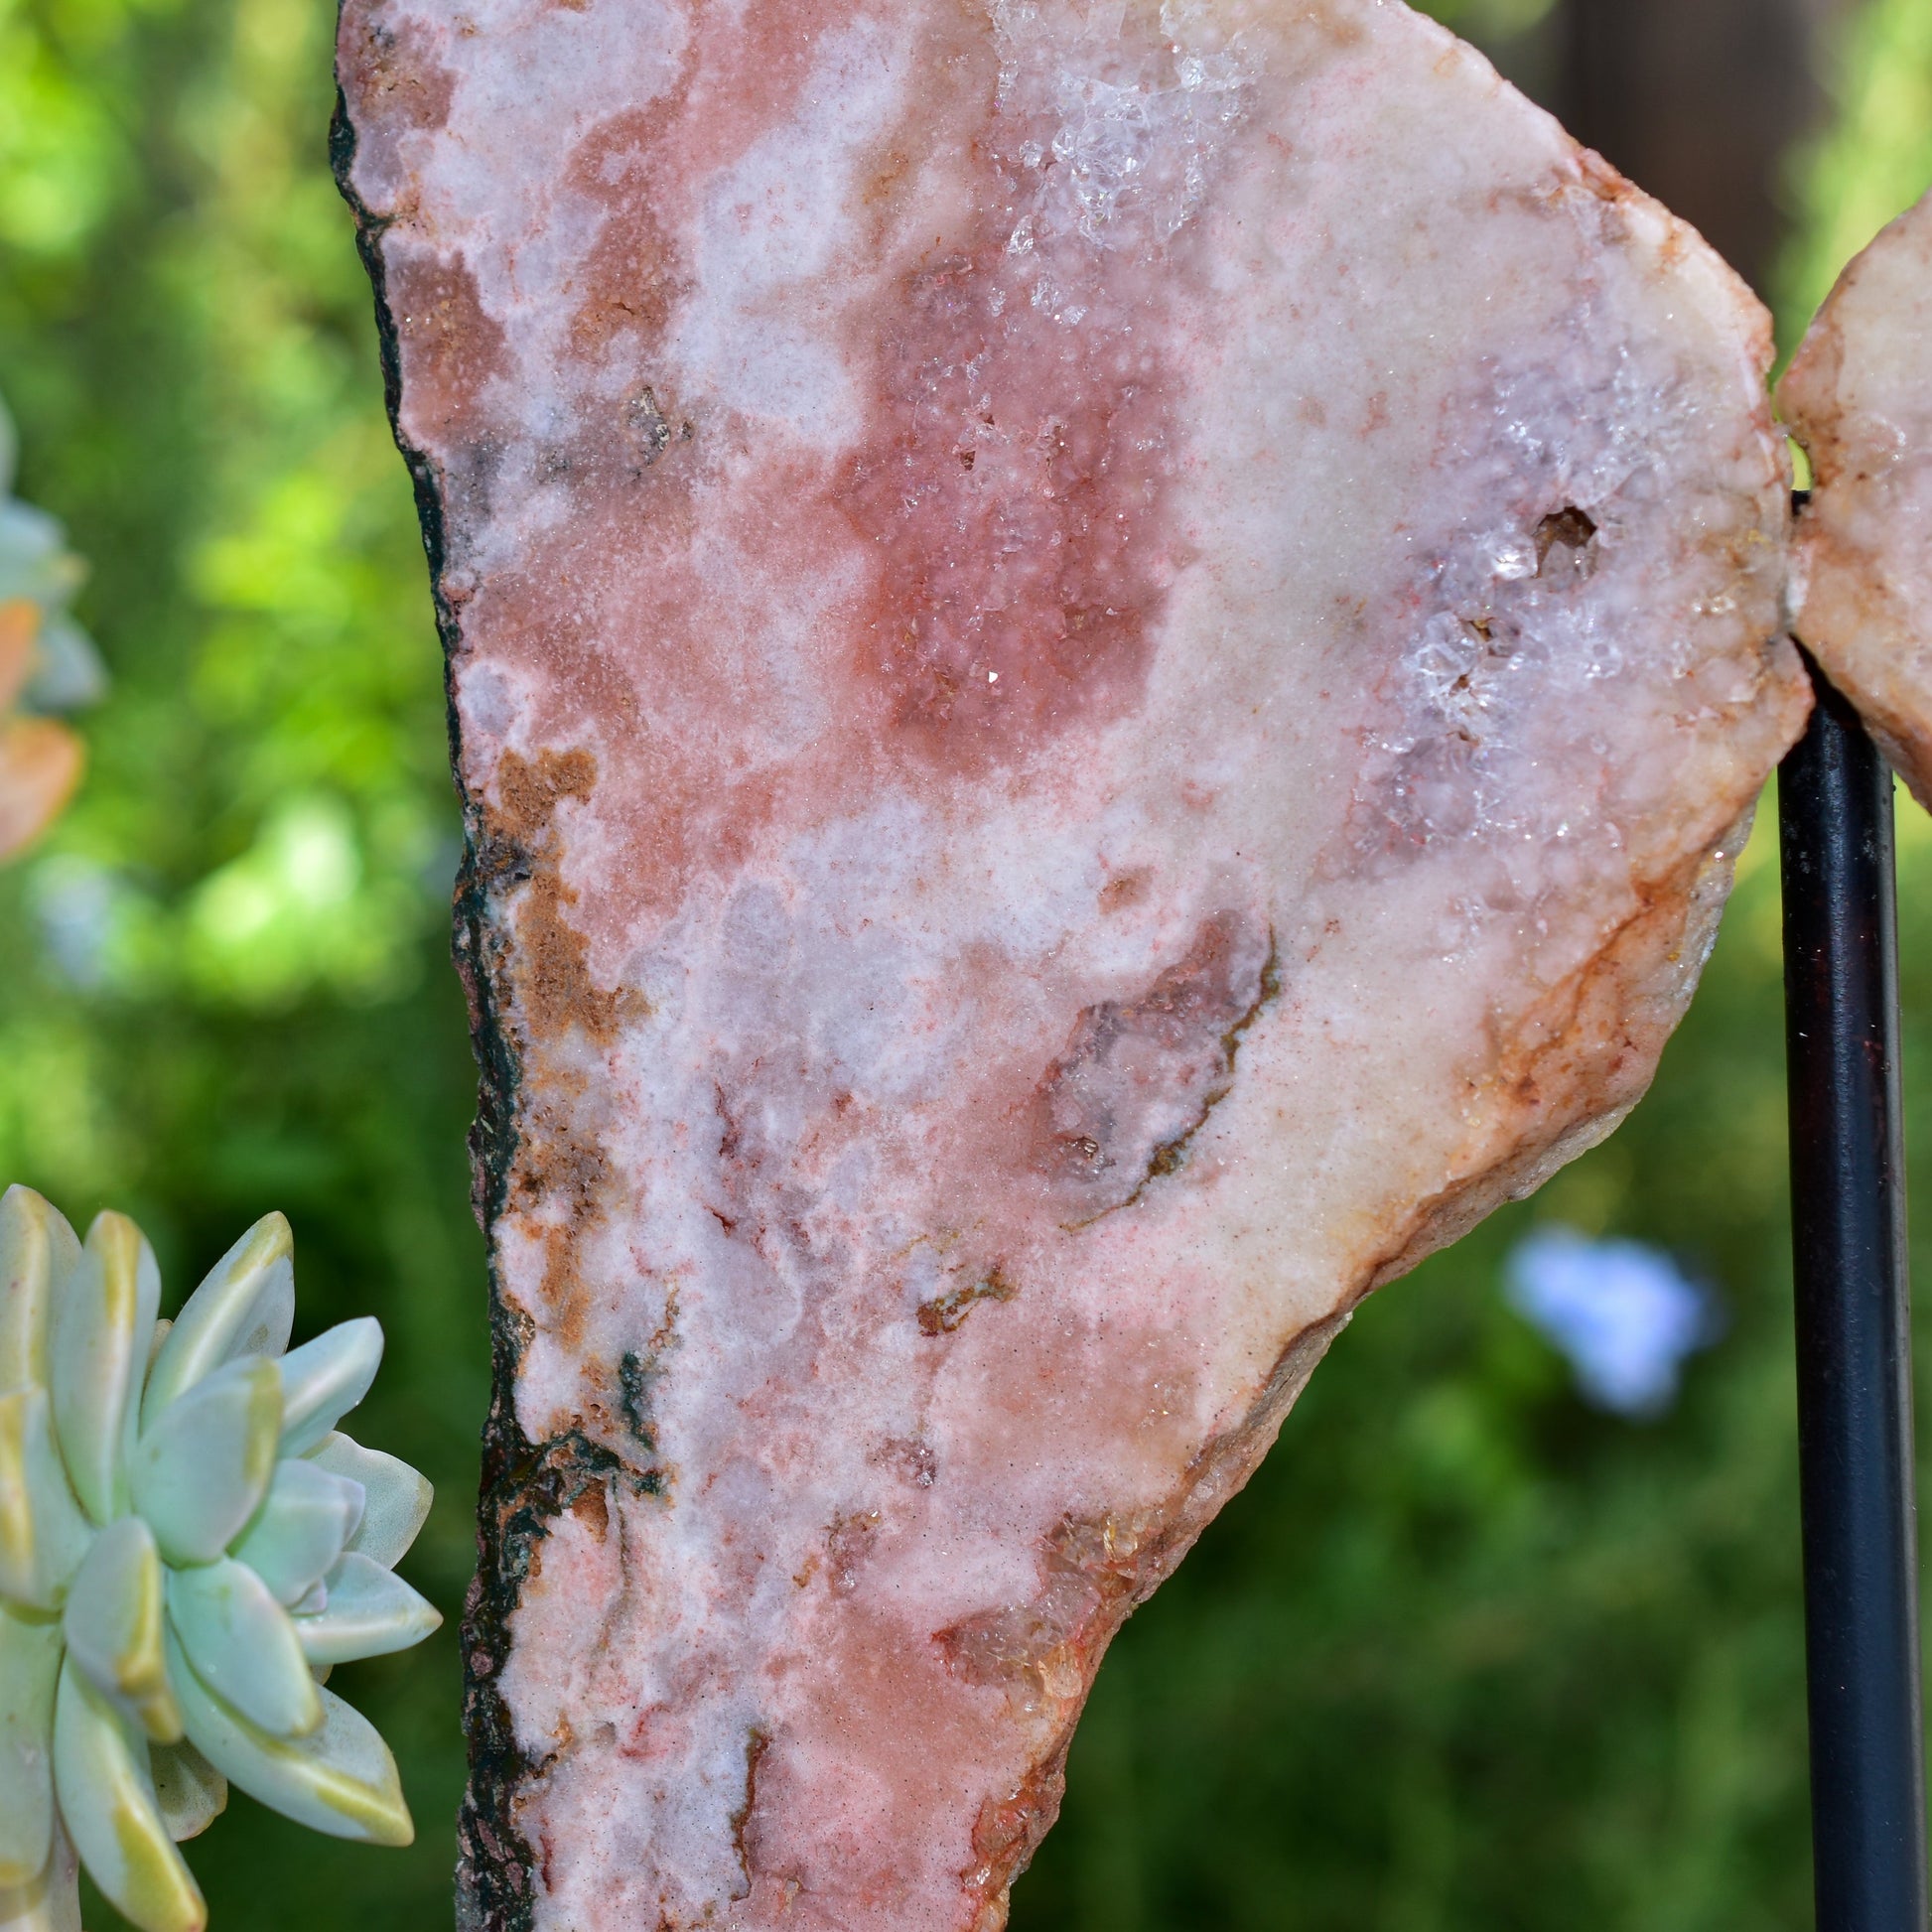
top-left (1504, 1225), bottom-right (1721, 1418)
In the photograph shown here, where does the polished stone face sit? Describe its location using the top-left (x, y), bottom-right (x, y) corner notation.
top-left (336, 3), bottom-right (1806, 1925)
top-left (1781, 189), bottom-right (1932, 804)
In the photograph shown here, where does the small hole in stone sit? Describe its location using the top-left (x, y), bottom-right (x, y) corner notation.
top-left (1534, 505), bottom-right (1597, 577)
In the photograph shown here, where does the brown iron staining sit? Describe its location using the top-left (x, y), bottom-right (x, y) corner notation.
top-left (916, 1263), bottom-right (1017, 1337)
top-left (968, 1756), bottom-right (1070, 1913)
top-left (938, 1512), bottom-right (1153, 1711)
top-left (1360, 823), bottom-right (1747, 1297)
top-left (474, 741), bottom-right (648, 1398)
top-left (482, 747), bottom-right (632, 1048)
top-left (937, 1510), bottom-right (1158, 1907)
top-left (942, 1311), bottom-right (1347, 1914)
top-left (1033, 912), bottom-right (1280, 1225)
top-left (728, 1727), bottom-right (772, 1902)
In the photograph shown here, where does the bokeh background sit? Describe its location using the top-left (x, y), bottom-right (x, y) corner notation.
top-left (0, 0), bottom-right (1929, 1924)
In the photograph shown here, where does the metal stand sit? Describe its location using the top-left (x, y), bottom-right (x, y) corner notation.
top-left (1781, 657), bottom-right (1928, 1932)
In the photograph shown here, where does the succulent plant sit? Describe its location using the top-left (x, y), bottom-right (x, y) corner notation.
top-left (0, 393), bottom-right (107, 862)
top-left (0, 1185), bottom-right (441, 1932)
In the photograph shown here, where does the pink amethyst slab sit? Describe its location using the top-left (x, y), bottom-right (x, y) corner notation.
top-left (335, 3), bottom-right (1806, 1926)
top-left (1781, 187), bottom-right (1932, 804)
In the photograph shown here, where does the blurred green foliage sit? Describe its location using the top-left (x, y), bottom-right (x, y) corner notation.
top-left (1780, 0), bottom-right (1932, 345)
top-left (0, 0), bottom-right (1927, 1925)
top-left (0, 0), bottom-right (480, 1919)
top-left (1423, 0), bottom-right (1557, 46)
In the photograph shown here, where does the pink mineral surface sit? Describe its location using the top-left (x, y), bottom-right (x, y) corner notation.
top-left (1780, 187), bottom-right (1932, 805)
top-left (334, 2), bottom-right (1807, 1925)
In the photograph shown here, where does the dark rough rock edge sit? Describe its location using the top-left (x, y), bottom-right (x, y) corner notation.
top-left (328, 69), bottom-right (546, 1932)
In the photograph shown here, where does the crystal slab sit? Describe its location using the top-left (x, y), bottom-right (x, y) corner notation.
top-left (335, 3), bottom-right (1807, 1925)
top-left (1780, 188), bottom-right (1932, 802)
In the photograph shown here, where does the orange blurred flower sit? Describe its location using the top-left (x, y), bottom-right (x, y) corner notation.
top-left (0, 596), bottom-right (85, 859)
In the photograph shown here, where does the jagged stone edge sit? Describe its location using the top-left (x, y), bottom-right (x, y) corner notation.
top-left (328, 69), bottom-right (547, 1932)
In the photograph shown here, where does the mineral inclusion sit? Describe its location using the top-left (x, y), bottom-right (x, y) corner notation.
top-left (335, 1), bottom-right (1808, 1923)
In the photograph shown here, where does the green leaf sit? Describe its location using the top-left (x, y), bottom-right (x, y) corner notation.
top-left (62, 1518), bottom-right (179, 1745)
top-left (276, 1319), bottom-right (382, 1456)
top-left (0, 1599), bottom-right (61, 1887)
top-left (129, 1356), bottom-right (281, 1565)
top-left (50, 1214), bottom-right (159, 1525)
top-left (0, 1819), bottom-right (81, 1932)
top-left (305, 1433), bottom-right (432, 1570)
top-left (148, 1741), bottom-right (226, 1845)
top-left (0, 1187), bottom-right (78, 1397)
top-left (166, 1560), bottom-right (320, 1740)
top-left (141, 1215), bottom-right (294, 1430)
top-left (291, 1554), bottom-right (441, 1667)
top-left (51, 1659), bottom-right (205, 1932)
top-left (0, 1390), bottom-right (92, 1611)
top-left (166, 1627), bottom-right (412, 1847)
top-left (227, 1457), bottom-right (363, 1607)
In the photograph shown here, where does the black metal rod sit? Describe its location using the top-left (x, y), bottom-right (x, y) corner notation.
top-left (1781, 657), bottom-right (1926, 1932)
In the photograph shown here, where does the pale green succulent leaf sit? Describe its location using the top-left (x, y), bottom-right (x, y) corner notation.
top-left (292, 1554), bottom-right (441, 1667)
top-left (148, 1741), bottom-right (226, 1845)
top-left (142, 1216), bottom-right (294, 1430)
top-left (0, 1390), bottom-right (92, 1611)
top-left (165, 1629), bottom-right (412, 1847)
top-left (305, 1434), bottom-right (432, 1571)
top-left (0, 1820), bottom-right (80, 1932)
top-left (276, 1319), bottom-right (382, 1456)
top-left (50, 1215), bottom-right (159, 1525)
top-left (0, 1188), bottom-right (78, 1397)
top-left (166, 1561), bottom-right (320, 1741)
top-left (6, 1197), bottom-right (424, 1903)
top-left (129, 1357), bottom-right (281, 1565)
top-left (0, 1600), bottom-right (61, 1887)
top-left (62, 1518), bottom-right (180, 1745)
top-left (226, 1458), bottom-right (363, 1607)
top-left (51, 1659), bottom-right (206, 1932)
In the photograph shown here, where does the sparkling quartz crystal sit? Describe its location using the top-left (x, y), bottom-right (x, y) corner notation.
top-left (0, 1187), bottom-right (440, 1932)
top-left (334, 2), bottom-right (1806, 1925)
top-left (1780, 187), bottom-right (1932, 803)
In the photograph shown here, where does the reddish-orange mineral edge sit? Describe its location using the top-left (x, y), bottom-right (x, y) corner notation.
top-left (335, 2), bottom-right (1805, 1925)
top-left (1780, 187), bottom-right (1932, 804)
